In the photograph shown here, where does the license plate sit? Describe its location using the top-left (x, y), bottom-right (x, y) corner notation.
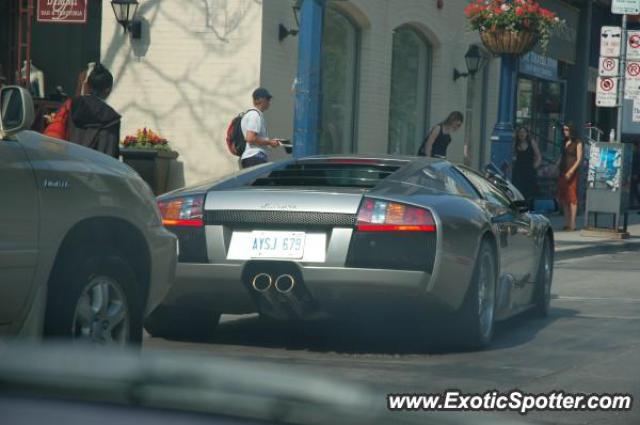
top-left (250, 231), bottom-right (306, 259)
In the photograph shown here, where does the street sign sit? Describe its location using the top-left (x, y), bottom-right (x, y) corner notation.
top-left (599, 57), bottom-right (619, 77)
top-left (596, 77), bottom-right (619, 107)
top-left (601, 26), bottom-right (622, 57)
top-left (627, 30), bottom-right (640, 60)
top-left (612, 0), bottom-right (640, 15)
top-left (625, 61), bottom-right (640, 98)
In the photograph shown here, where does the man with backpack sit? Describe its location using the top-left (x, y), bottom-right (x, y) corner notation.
top-left (238, 87), bottom-right (281, 168)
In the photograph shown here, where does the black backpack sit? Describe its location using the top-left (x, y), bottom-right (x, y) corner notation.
top-left (225, 109), bottom-right (258, 157)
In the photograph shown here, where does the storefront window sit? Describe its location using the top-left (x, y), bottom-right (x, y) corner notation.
top-left (319, 7), bottom-right (359, 154)
top-left (387, 26), bottom-right (431, 155)
top-left (516, 76), bottom-right (566, 199)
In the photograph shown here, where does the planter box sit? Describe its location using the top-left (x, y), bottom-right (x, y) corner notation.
top-left (120, 148), bottom-right (179, 196)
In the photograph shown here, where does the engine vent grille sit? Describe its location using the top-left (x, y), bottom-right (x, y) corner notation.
top-left (205, 210), bottom-right (356, 227)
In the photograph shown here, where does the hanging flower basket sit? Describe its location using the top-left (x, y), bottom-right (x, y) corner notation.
top-left (465, 0), bottom-right (564, 56)
top-left (479, 29), bottom-right (539, 55)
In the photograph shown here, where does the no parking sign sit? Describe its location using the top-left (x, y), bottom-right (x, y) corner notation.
top-left (625, 61), bottom-right (640, 99)
top-left (599, 57), bottom-right (619, 77)
top-left (627, 31), bottom-right (640, 60)
top-left (596, 77), bottom-right (619, 107)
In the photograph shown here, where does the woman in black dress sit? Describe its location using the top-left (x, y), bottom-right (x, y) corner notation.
top-left (417, 111), bottom-right (463, 158)
top-left (512, 126), bottom-right (541, 203)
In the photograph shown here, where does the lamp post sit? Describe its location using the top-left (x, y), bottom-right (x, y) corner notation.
top-left (488, 0), bottom-right (518, 176)
top-left (490, 53), bottom-right (518, 175)
top-left (293, 0), bottom-right (327, 158)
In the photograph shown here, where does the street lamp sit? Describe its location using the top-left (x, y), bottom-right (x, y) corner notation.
top-left (111, 0), bottom-right (141, 39)
top-left (453, 45), bottom-right (483, 81)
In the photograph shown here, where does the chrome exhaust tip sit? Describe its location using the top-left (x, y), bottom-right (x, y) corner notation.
top-left (274, 274), bottom-right (296, 294)
top-left (251, 273), bottom-right (273, 293)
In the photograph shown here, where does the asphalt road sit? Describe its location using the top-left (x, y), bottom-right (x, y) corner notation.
top-left (144, 251), bottom-right (640, 425)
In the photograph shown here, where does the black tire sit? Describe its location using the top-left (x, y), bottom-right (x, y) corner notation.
top-left (144, 306), bottom-right (220, 341)
top-left (533, 236), bottom-right (554, 317)
top-left (456, 241), bottom-right (497, 350)
top-left (44, 251), bottom-right (143, 345)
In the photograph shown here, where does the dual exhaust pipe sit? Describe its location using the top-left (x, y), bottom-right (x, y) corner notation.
top-left (251, 273), bottom-right (296, 294)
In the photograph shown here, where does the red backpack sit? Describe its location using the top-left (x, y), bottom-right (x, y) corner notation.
top-left (43, 98), bottom-right (72, 140)
top-left (225, 109), bottom-right (258, 156)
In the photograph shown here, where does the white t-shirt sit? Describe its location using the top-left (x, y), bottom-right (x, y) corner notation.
top-left (240, 109), bottom-right (268, 160)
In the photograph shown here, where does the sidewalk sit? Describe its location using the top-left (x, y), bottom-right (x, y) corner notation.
top-left (547, 210), bottom-right (640, 260)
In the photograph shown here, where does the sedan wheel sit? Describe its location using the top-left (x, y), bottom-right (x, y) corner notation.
top-left (72, 276), bottom-right (130, 345)
top-left (45, 251), bottom-right (142, 346)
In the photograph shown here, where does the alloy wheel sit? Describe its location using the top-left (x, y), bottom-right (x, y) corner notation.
top-left (72, 276), bottom-right (130, 346)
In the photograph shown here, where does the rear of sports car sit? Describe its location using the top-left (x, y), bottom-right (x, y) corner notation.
top-left (150, 158), bottom-right (448, 328)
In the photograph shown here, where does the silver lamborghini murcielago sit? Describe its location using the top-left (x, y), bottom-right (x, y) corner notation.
top-left (145, 155), bottom-right (554, 349)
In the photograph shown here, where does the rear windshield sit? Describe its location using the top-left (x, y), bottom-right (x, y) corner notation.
top-left (251, 161), bottom-right (402, 188)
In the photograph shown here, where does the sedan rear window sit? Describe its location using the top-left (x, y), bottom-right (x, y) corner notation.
top-left (251, 161), bottom-right (403, 188)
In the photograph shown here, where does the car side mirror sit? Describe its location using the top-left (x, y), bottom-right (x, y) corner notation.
top-left (0, 86), bottom-right (35, 138)
top-left (513, 199), bottom-right (529, 213)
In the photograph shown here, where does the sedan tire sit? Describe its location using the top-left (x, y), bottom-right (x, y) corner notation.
top-left (44, 251), bottom-right (142, 346)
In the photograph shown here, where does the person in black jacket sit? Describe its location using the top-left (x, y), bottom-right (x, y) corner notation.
top-left (68, 64), bottom-right (121, 158)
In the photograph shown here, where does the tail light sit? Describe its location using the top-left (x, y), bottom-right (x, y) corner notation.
top-left (356, 198), bottom-right (436, 232)
top-left (157, 195), bottom-right (204, 227)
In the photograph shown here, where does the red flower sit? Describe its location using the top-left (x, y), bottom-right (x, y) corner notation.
top-left (516, 7), bottom-right (524, 16)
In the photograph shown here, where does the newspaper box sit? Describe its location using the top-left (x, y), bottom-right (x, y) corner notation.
top-left (584, 142), bottom-right (633, 237)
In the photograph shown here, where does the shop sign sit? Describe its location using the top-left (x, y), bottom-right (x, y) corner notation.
top-left (612, 0), bottom-right (640, 15)
top-left (37, 0), bottom-right (88, 24)
top-left (519, 52), bottom-right (558, 80)
top-left (599, 57), bottom-right (619, 77)
top-left (600, 26), bottom-right (622, 58)
top-left (627, 31), bottom-right (640, 60)
top-left (596, 77), bottom-right (619, 107)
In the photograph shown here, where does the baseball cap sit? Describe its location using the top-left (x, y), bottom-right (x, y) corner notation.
top-left (252, 87), bottom-right (272, 100)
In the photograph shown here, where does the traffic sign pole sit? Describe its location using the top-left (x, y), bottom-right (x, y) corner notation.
top-left (617, 14), bottom-right (628, 142)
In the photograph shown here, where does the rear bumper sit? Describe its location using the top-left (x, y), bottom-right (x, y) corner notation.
top-left (159, 261), bottom-right (457, 317)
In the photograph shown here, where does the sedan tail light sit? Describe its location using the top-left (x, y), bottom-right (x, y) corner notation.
top-left (356, 198), bottom-right (436, 232)
top-left (157, 195), bottom-right (204, 227)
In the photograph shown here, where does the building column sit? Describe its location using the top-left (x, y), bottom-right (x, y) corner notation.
top-left (293, 0), bottom-right (326, 158)
top-left (490, 54), bottom-right (517, 174)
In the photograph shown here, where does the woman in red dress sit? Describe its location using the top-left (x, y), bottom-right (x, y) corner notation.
top-left (556, 123), bottom-right (583, 231)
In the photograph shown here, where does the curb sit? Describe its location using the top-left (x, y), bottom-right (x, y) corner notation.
top-left (555, 240), bottom-right (640, 261)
